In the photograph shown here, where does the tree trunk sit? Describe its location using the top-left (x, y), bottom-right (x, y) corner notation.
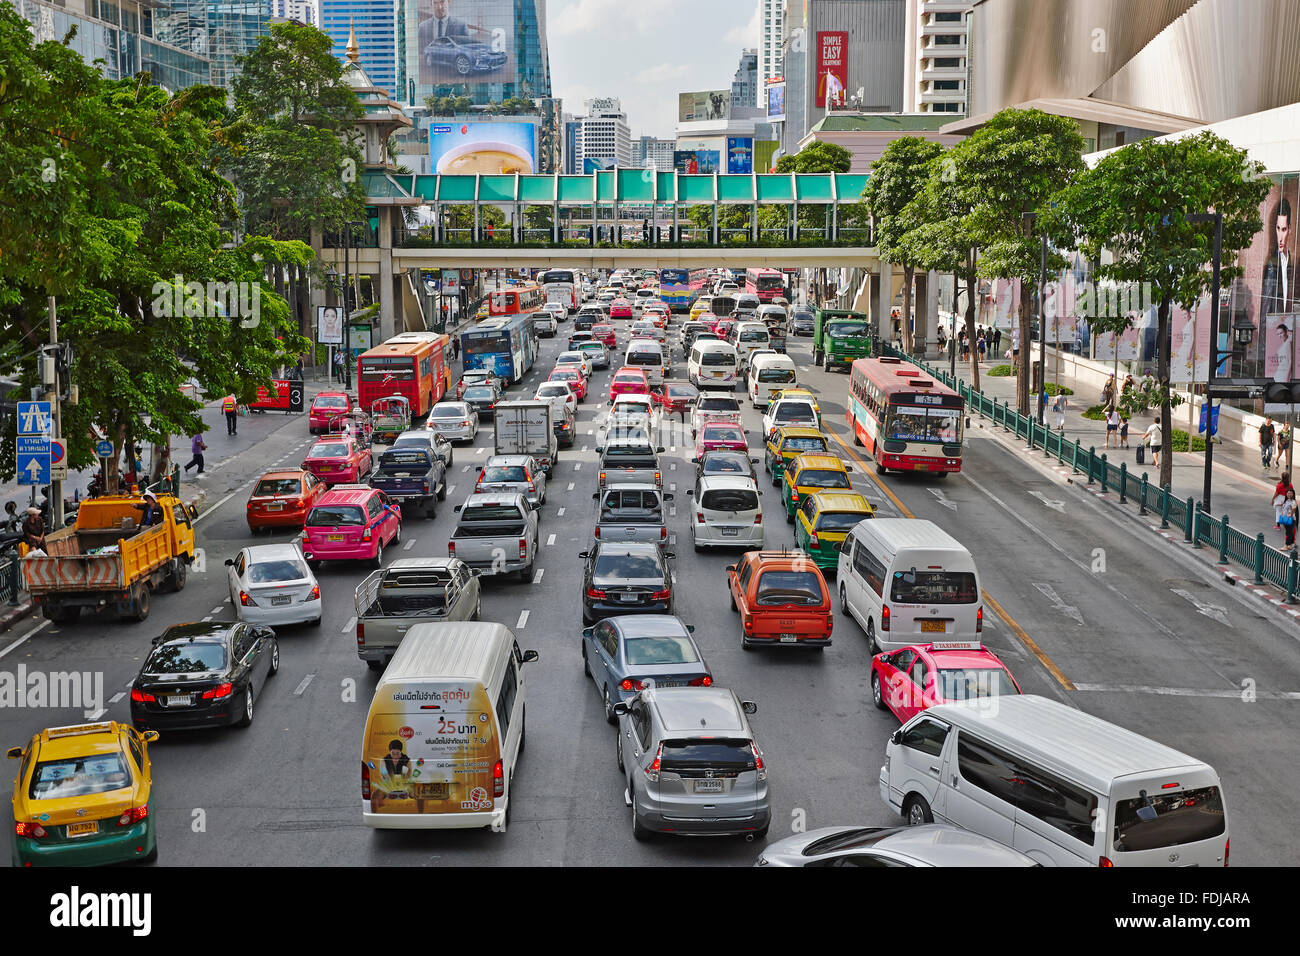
top-left (1017, 279), bottom-right (1032, 416)
top-left (901, 265), bottom-right (914, 355)
top-left (964, 268), bottom-right (981, 393)
top-left (1158, 295), bottom-right (1173, 488)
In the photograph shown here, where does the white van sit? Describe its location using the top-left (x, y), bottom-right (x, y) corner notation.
top-left (689, 340), bottom-right (739, 391)
top-left (624, 339), bottom-right (666, 386)
top-left (880, 695), bottom-right (1229, 867)
top-left (362, 622), bottom-right (539, 831)
top-left (731, 321), bottom-right (771, 362)
top-left (748, 353), bottom-right (797, 408)
top-left (836, 518), bottom-right (981, 653)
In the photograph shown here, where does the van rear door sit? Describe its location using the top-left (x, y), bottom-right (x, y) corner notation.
top-left (1103, 771), bottom-right (1228, 867)
top-left (887, 553), bottom-right (981, 641)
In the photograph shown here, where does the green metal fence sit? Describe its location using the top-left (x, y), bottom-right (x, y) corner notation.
top-left (883, 346), bottom-right (1300, 602)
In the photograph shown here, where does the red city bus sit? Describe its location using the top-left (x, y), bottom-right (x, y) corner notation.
top-left (745, 268), bottom-right (785, 303)
top-left (488, 284), bottom-right (546, 317)
top-left (847, 356), bottom-right (965, 475)
top-left (357, 334), bottom-right (449, 417)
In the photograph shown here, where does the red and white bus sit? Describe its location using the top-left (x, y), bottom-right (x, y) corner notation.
top-left (357, 333), bottom-right (450, 417)
top-left (744, 268), bottom-right (785, 303)
top-left (488, 284), bottom-right (546, 317)
top-left (848, 356), bottom-right (965, 475)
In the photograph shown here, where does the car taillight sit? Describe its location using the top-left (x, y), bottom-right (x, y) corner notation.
top-left (645, 743), bottom-right (662, 782)
top-left (1224, 838), bottom-right (1230, 867)
top-left (356, 621), bottom-right (365, 647)
top-left (239, 590), bottom-right (256, 607)
top-left (361, 762), bottom-right (371, 800)
top-left (751, 743), bottom-right (766, 781)
top-left (201, 683), bottom-right (234, 700)
top-left (447, 541), bottom-right (456, 556)
top-left (654, 471), bottom-right (661, 485)
top-left (130, 688), bottom-right (155, 703)
top-left (594, 527), bottom-right (601, 538)
top-left (621, 678), bottom-right (647, 692)
top-left (519, 537), bottom-right (528, 558)
top-left (742, 613), bottom-right (753, 632)
top-left (1099, 856), bottom-right (1113, 867)
top-left (976, 606), bottom-right (983, 633)
top-left (754, 512), bottom-right (762, 525)
top-left (809, 530), bottom-right (819, 548)
top-left (651, 588), bottom-right (670, 601)
top-left (881, 604), bottom-right (890, 632)
top-left (586, 587), bottom-right (605, 600)
top-left (16, 822), bottom-right (47, 839)
top-left (696, 511), bottom-right (705, 523)
top-left (493, 759), bottom-right (504, 798)
top-left (660, 526), bottom-right (667, 541)
top-left (116, 805), bottom-right (148, 827)
top-left (361, 525), bottom-right (372, 541)
top-left (826, 613), bottom-right (834, 631)
top-left (599, 471), bottom-right (606, 485)
top-left (689, 675), bottom-right (713, 687)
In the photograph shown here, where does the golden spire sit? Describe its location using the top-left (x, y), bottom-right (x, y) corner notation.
top-left (346, 18), bottom-right (360, 63)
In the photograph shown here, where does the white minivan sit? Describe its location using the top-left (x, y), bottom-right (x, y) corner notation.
top-left (624, 339), bottom-right (666, 387)
top-left (748, 353), bottom-right (797, 408)
top-left (688, 340), bottom-right (739, 391)
top-left (362, 622), bottom-right (539, 831)
top-left (687, 474), bottom-right (764, 550)
top-left (836, 518), bottom-right (981, 653)
top-left (880, 695), bottom-right (1230, 867)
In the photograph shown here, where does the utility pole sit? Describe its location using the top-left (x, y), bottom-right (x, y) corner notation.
top-left (1038, 231), bottom-right (1048, 425)
top-left (47, 296), bottom-right (64, 528)
top-left (1189, 210), bottom-right (1223, 512)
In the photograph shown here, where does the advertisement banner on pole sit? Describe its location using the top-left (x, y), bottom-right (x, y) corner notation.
top-left (815, 32), bottom-right (848, 107)
top-left (317, 305), bottom-right (343, 345)
top-left (1264, 311), bottom-right (1297, 414)
top-left (1169, 294), bottom-right (1214, 385)
top-left (990, 279), bottom-right (1020, 331)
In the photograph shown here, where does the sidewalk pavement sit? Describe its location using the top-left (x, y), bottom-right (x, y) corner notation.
top-left (943, 356), bottom-right (1294, 554)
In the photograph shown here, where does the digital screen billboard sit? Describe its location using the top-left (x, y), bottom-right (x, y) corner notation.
top-left (766, 81), bottom-right (785, 122)
top-left (428, 121), bottom-right (537, 174)
top-left (726, 137), bottom-right (754, 174)
top-left (417, 0), bottom-right (513, 86)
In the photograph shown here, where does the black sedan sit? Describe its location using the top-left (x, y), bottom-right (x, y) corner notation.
top-left (579, 541), bottom-right (675, 625)
top-left (462, 383), bottom-right (502, 420)
top-left (130, 622), bottom-right (279, 730)
top-left (694, 448), bottom-right (760, 482)
top-left (790, 310), bottom-right (815, 336)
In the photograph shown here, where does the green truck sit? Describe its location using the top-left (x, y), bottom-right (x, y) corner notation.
top-left (812, 309), bottom-right (872, 372)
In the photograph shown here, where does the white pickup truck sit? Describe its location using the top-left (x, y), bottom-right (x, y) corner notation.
top-left (447, 493), bottom-right (539, 583)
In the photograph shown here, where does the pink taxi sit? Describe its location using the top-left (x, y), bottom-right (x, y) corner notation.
top-left (309, 391), bottom-right (352, 433)
top-left (694, 421), bottom-right (748, 459)
top-left (608, 367), bottom-right (651, 403)
top-left (300, 485), bottom-right (402, 567)
top-left (302, 435), bottom-right (372, 485)
top-left (870, 640), bottom-right (1021, 724)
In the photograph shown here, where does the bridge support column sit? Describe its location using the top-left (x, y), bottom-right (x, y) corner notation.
top-left (378, 206), bottom-right (397, 342)
top-left (914, 272), bottom-right (929, 357)
top-left (876, 260), bottom-right (893, 346)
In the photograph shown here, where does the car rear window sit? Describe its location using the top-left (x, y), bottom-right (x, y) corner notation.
top-left (890, 570), bottom-right (978, 604)
top-left (701, 351), bottom-right (734, 366)
top-left (626, 351), bottom-right (661, 365)
top-left (603, 490), bottom-right (660, 510)
top-left (482, 465), bottom-right (527, 483)
top-left (937, 668), bottom-right (1019, 701)
top-left (430, 405), bottom-right (467, 419)
top-left (1113, 787), bottom-right (1226, 852)
top-left (704, 425), bottom-right (745, 443)
top-left (603, 444), bottom-right (654, 459)
top-left (29, 753), bottom-right (130, 800)
top-left (314, 396), bottom-right (347, 408)
top-left (702, 454), bottom-right (749, 474)
top-left (254, 478), bottom-right (302, 497)
top-left (775, 404), bottom-right (816, 422)
top-left (660, 740), bottom-right (754, 774)
top-left (796, 469), bottom-right (849, 489)
top-left (700, 397), bottom-right (739, 411)
top-left (537, 385), bottom-right (569, 397)
top-left (463, 387), bottom-right (494, 401)
top-left (247, 559), bottom-right (308, 583)
top-left (613, 375), bottom-right (646, 386)
top-left (758, 367), bottom-right (796, 383)
top-left (461, 504), bottom-right (524, 522)
top-left (814, 511), bottom-right (869, 532)
top-left (145, 642), bottom-right (227, 675)
top-left (755, 570), bottom-right (824, 605)
top-left (783, 436), bottom-right (827, 453)
top-left (593, 552), bottom-right (662, 578)
top-left (623, 636), bottom-right (698, 665)
top-left (700, 488), bottom-right (758, 512)
top-left (307, 505), bottom-right (365, 526)
top-left (308, 442), bottom-right (347, 458)
top-left (740, 329), bottom-right (768, 342)
top-left (378, 451), bottom-right (432, 470)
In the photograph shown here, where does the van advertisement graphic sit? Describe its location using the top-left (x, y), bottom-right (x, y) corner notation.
top-left (365, 684), bottom-right (498, 815)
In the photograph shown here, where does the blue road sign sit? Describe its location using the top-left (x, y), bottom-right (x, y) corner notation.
top-left (95, 440), bottom-right (114, 458)
top-left (17, 453), bottom-right (50, 486)
top-left (17, 401), bottom-right (52, 437)
top-left (17, 435), bottom-right (51, 457)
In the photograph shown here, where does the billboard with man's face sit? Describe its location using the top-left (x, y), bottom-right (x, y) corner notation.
top-left (417, 0), bottom-right (513, 85)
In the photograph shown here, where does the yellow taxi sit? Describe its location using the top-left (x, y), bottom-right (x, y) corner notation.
top-left (763, 426), bottom-right (829, 487)
top-left (475, 302), bottom-right (490, 320)
top-left (781, 453), bottom-right (854, 523)
top-left (794, 490), bottom-right (876, 571)
top-left (690, 297), bottom-right (715, 321)
top-left (8, 721), bottom-right (158, 867)
top-left (771, 387), bottom-right (822, 424)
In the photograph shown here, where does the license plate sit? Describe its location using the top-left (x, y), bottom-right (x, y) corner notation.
top-left (656, 681), bottom-right (686, 688)
top-left (620, 593), bottom-right (640, 603)
top-left (720, 527), bottom-right (739, 536)
top-left (67, 821), bottom-right (99, 837)
top-left (265, 503), bottom-right (283, 511)
top-left (271, 595), bottom-right (292, 606)
top-left (779, 634), bottom-right (798, 643)
top-left (327, 534), bottom-right (344, 542)
top-left (165, 694), bottom-right (193, 707)
top-left (921, 620), bottom-right (945, 633)
top-left (913, 463), bottom-right (929, 471)
top-left (694, 779), bottom-right (724, 793)
top-left (414, 783), bottom-right (449, 799)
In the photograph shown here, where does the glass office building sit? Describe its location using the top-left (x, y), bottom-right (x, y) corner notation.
top-left (321, 0), bottom-right (397, 96)
top-left (153, 0), bottom-right (272, 90)
top-left (14, 0), bottom-right (212, 91)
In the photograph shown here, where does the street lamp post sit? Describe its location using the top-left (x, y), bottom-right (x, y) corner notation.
top-left (1022, 212), bottom-right (1049, 424)
top-left (1188, 210), bottom-right (1224, 512)
top-left (342, 220), bottom-right (366, 392)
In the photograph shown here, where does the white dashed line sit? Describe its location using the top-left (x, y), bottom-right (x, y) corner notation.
top-left (670, 483), bottom-right (676, 492)
top-left (476, 447), bottom-right (485, 455)
top-left (669, 506), bottom-right (676, 517)
top-left (516, 609), bottom-right (530, 628)
top-left (447, 486), bottom-right (456, 495)
top-left (574, 463), bottom-right (582, 470)
top-left (557, 507), bottom-right (565, 517)
top-left (342, 616), bottom-right (357, 634)
top-left (403, 539), bottom-right (416, 551)
top-left (670, 463), bottom-right (676, 470)
top-left (462, 465), bottom-right (470, 472)
top-left (547, 533), bottom-right (556, 546)
top-left (201, 615), bottom-right (213, 622)
top-left (210, 606), bottom-right (223, 614)
top-left (533, 568), bottom-right (545, 584)
top-left (567, 483), bottom-right (575, 491)
top-left (293, 673), bottom-right (316, 696)
top-left (108, 692), bottom-right (124, 705)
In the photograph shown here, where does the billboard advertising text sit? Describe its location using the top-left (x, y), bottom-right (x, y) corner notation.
top-left (767, 81), bottom-right (785, 122)
top-left (673, 150), bottom-right (720, 174)
top-left (417, 0), bottom-right (512, 86)
top-left (816, 31), bottom-right (848, 107)
top-left (429, 121), bottom-right (536, 174)
top-left (678, 90), bottom-right (731, 122)
top-left (726, 137), bottom-right (754, 174)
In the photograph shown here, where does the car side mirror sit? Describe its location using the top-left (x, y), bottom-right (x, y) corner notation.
top-left (663, 493), bottom-right (674, 501)
top-left (595, 446), bottom-right (603, 453)
top-left (578, 550), bottom-right (590, 559)
top-left (741, 700), bottom-right (758, 715)
top-left (890, 730), bottom-right (903, 746)
top-left (690, 457), bottom-right (699, 464)
top-left (143, 730), bottom-right (160, 743)
top-left (725, 564), bottom-right (736, 573)
top-left (188, 504), bottom-right (199, 518)
top-left (612, 702), bottom-right (631, 717)
top-left (592, 492), bottom-right (600, 500)
top-left (5, 747), bottom-right (22, 759)
top-left (223, 558), bottom-right (235, 567)
top-left (521, 649), bottom-right (539, 663)
top-left (471, 568), bottom-right (482, 576)
top-left (664, 552), bottom-right (675, 560)
top-left (453, 505), bottom-right (462, 513)
top-left (685, 489), bottom-right (693, 496)
top-left (966, 417), bottom-right (972, 429)
top-left (581, 626), bottom-right (594, 638)
top-left (656, 446), bottom-right (665, 453)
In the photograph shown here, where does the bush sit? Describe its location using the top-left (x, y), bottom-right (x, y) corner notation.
top-left (986, 364), bottom-right (1014, 376)
top-left (1043, 383), bottom-right (1074, 397)
top-left (1170, 429), bottom-right (1206, 453)
top-left (1082, 404), bottom-right (1107, 420)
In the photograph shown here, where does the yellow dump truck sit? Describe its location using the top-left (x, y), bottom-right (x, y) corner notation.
top-left (21, 493), bottom-right (198, 623)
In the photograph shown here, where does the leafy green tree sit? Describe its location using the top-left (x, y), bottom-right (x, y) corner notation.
top-left (865, 137), bottom-right (945, 353)
top-left (1054, 131), bottom-right (1268, 486)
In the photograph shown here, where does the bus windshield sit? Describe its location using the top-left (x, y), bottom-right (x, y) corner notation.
top-left (753, 275), bottom-right (783, 293)
top-left (465, 333), bottom-right (510, 356)
top-left (885, 405), bottom-right (962, 443)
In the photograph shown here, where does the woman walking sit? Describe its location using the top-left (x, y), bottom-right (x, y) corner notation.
top-left (1274, 472), bottom-right (1294, 529)
top-left (1281, 488), bottom-right (1299, 549)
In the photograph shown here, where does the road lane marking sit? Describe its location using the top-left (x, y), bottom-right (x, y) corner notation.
top-left (201, 615), bottom-right (213, 621)
top-left (194, 490), bottom-right (240, 523)
top-left (211, 606), bottom-right (223, 614)
top-left (1073, 682), bottom-right (1300, 699)
top-left (567, 483), bottom-right (574, 491)
top-left (557, 507), bottom-right (565, 517)
top-left (0, 620), bottom-right (52, 661)
top-left (670, 506), bottom-right (676, 517)
top-left (342, 616), bottom-right (357, 634)
top-left (1029, 490), bottom-right (1066, 513)
top-left (108, 692), bottom-right (124, 705)
top-left (293, 673), bottom-right (316, 696)
top-left (403, 538), bottom-right (415, 550)
top-left (1031, 583), bottom-right (1084, 626)
top-left (533, 568), bottom-right (544, 584)
top-left (547, 533), bottom-right (556, 546)
top-left (574, 463), bottom-right (581, 470)
top-left (929, 488), bottom-right (957, 511)
top-left (1171, 588), bottom-right (1232, 627)
top-left (516, 609), bottom-right (530, 628)
top-left (447, 486), bottom-right (455, 495)
top-left (462, 465), bottom-right (470, 472)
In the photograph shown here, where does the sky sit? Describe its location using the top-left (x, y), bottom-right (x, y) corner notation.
top-left (546, 0), bottom-right (762, 139)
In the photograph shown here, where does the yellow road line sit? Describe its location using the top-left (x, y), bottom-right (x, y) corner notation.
top-left (826, 422), bottom-right (1075, 690)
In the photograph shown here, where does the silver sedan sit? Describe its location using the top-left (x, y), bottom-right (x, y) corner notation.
top-left (426, 401), bottom-right (479, 443)
top-left (756, 825), bottom-right (1039, 867)
top-left (225, 544), bottom-right (322, 627)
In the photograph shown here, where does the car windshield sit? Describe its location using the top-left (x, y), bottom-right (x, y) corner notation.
top-left (704, 425), bottom-right (745, 443)
top-left (624, 636), bottom-right (698, 665)
top-left (828, 320), bottom-right (869, 338)
top-left (700, 488), bottom-right (758, 512)
top-left (937, 668), bottom-right (1019, 701)
top-left (890, 570), bottom-right (979, 604)
top-left (307, 505), bottom-right (364, 527)
top-left (886, 406), bottom-right (962, 443)
top-left (814, 510), bottom-right (870, 532)
top-left (463, 387), bottom-right (494, 401)
top-left (796, 469), bottom-right (850, 489)
top-left (1113, 787), bottom-right (1226, 852)
top-left (29, 753), bottom-right (130, 800)
top-left (247, 559), bottom-right (308, 583)
top-left (146, 641), bottom-right (228, 674)
top-left (482, 466), bottom-right (527, 483)
top-left (308, 442), bottom-right (347, 458)
top-left (593, 552), bottom-right (662, 578)
top-left (253, 478), bottom-right (301, 497)
top-left (430, 405), bottom-right (467, 419)
top-left (314, 396), bottom-right (347, 408)
top-left (782, 436), bottom-right (827, 453)
top-left (755, 570), bottom-right (824, 606)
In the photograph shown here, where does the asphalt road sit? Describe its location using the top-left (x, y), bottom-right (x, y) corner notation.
top-left (2, 303), bottom-right (1297, 867)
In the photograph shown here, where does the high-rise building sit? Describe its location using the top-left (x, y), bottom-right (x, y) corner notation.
top-left (271, 0), bottom-right (317, 24)
top-left (320, 0), bottom-right (396, 96)
top-left (732, 48), bottom-right (758, 108)
top-left (758, 0), bottom-right (783, 89)
top-left (903, 0), bottom-right (969, 115)
top-left (153, 0), bottom-right (272, 90)
top-left (13, 0), bottom-right (212, 91)
top-left (638, 135), bottom-right (676, 171)
top-left (576, 98), bottom-right (634, 169)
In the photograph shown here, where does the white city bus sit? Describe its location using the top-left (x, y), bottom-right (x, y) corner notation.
top-left (539, 269), bottom-right (578, 314)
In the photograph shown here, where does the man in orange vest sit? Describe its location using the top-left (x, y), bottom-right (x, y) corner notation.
top-left (222, 394), bottom-right (238, 435)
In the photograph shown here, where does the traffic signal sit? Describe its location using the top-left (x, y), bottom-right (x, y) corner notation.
top-left (1263, 382), bottom-right (1300, 404)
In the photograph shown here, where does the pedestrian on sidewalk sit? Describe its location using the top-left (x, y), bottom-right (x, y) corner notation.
top-left (1011, 325), bottom-right (1021, 371)
top-left (1119, 413), bottom-right (1130, 449)
top-left (451, 336), bottom-right (460, 362)
top-left (183, 433), bottom-right (206, 476)
top-left (1105, 407), bottom-right (1120, 448)
top-left (1281, 489), bottom-right (1298, 548)
top-left (977, 333), bottom-right (987, 363)
top-left (1052, 392), bottom-right (1068, 431)
top-left (1274, 472), bottom-right (1294, 528)
top-left (992, 327), bottom-right (1002, 357)
top-left (1277, 423), bottom-right (1293, 474)
top-left (1260, 417), bottom-right (1277, 470)
top-left (1101, 374), bottom-right (1116, 409)
top-left (222, 394), bottom-right (238, 435)
top-left (959, 331), bottom-right (969, 362)
top-left (1143, 419), bottom-right (1162, 468)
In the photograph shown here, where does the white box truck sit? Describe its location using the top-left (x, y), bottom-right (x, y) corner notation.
top-left (494, 400), bottom-right (557, 476)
